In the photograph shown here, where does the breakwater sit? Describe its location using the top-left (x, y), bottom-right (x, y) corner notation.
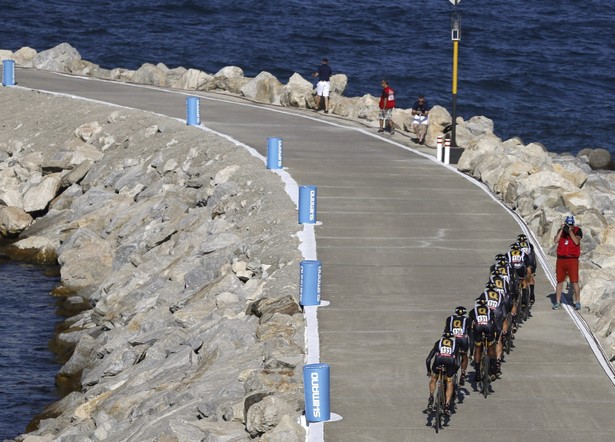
top-left (1, 87), bottom-right (307, 441)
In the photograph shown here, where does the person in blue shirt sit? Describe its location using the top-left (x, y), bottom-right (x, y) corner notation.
top-left (312, 58), bottom-right (332, 113)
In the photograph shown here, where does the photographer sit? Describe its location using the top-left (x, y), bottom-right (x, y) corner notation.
top-left (553, 216), bottom-right (583, 310)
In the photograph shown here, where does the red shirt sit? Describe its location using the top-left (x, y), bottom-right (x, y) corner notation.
top-left (556, 226), bottom-right (582, 258)
top-left (379, 86), bottom-right (395, 109)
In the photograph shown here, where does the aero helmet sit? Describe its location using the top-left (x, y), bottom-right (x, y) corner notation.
top-left (455, 306), bottom-right (467, 316)
top-left (517, 234), bottom-right (527, 242)
top-left (442, 331), bottom-right (455, 339)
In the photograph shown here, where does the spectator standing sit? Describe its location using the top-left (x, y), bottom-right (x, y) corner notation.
top-left (553, 215), bottom-right (583, 310)
top-left (412, 95), bottom-right (430, 144)
top-left (378, 80), bottom-right (396, 134)
top-left (312, 58), bottom-right (332, 113)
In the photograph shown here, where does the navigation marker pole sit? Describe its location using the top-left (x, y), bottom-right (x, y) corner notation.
top-left (449, 0), bottom-right (461, 147)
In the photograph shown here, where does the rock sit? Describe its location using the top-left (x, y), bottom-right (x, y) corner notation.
top-left (132, 63), bottom-right (170, 87)
top-left (171, 68), bottom-right (212, 90)
top-left (13, 46), bottom-right (38, 67)
top-left (281, 73), bottom-right (314, 109)
top-left (330, 73), bottom-right (348, 95)
top-left (240, 71), bottom-right (284, 104)
top-left (22, 174), bottom-right (63, 212)
top-left (32, 42), bottom-right (81, 72)
top-left (0, 206), bottom-right (33, 237)
top-left (212, 66), bottom-right (248, 94)
top-left (245, 396), bottom-right (295, 437)
top-left (588, 148), bottom-right (613, 170)
top-left (260, 414), bottom-right (306, 442)
top-left (57, 228), bottom-right (114, 291)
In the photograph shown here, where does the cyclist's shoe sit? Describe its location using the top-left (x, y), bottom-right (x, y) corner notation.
top-left (475, 371), bottom-right (482, 382)
top-left (459, 370), bottom-right (466, 386)
top-left (552, 302), bottom-right (562, 310)
top-left (427, 395), bottom-right (434, 411)
top-left (444, 403), bottom-right (451, 416)
top-left (512, 323), bottom-right (518, 334)
top-left (575, 302), bottom-right (581, 310)
top-left (496, 360), bottom-right (502, 377)
top-left (530, 296), bottom-right (535, 306)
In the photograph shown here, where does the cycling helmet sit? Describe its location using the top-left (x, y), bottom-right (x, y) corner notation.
top-left (565, 215), bottom-right (575, 225)
top-left (455, 306), bottom-right (467, 316)
top-left (510, 243), bottom-right (521, 250)
top-left (442, 331), bottom-right (455, 339)
top-left (475, 298), bottom-right (487, 307)
top-left (517, 234), bottom-right (527, 242)
top-left (495, 253), bottom-right (507, 261)
top-left (485, 281), bottom-right (497, 290)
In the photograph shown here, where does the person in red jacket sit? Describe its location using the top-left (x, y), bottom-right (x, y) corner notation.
top-left (378, 79), bottom-right (396, 134)
top-left (553, 215), bottom-right (583, 310)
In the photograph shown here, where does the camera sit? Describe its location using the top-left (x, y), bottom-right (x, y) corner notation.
top-left (563, 224), bottom-right (570, 234)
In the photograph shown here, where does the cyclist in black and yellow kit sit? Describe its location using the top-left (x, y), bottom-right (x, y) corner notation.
top-left (443, 306), bottom-right (469, 386)
top-left (426, 331), bottom-right (460, 416)
top-left (469, 298), bottom-right (500, 382)
top-left (477, 284), bottom-right (507, 377)
top-left (517, 234), bottom-right (538, 305)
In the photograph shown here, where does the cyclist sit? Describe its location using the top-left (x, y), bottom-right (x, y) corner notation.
top-left (489, 269), bottom-right (514, 347)
top-left (469, 298), bottom-right (500, 382)
top-left (426, 331), bottom-right (460, 416)
top-left (477, 284), bottom-right (506, 376)
top-left (494, 257), bottom-right (521, 332)
top-left (517, 234), bottom-right (538, 305)
top-left (443, 306), bottom-right (469, 386)
top-left (507, 243), bottom-right (532, 315)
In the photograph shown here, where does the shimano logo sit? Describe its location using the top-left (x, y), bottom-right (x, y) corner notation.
top-left (311, 372), bottom-right (321, 417)
top-left (309, 190), bottom-right (316, 221)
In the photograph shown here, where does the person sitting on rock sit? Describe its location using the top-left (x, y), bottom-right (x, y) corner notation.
top-left (412, 95), bottom-right (430, 144)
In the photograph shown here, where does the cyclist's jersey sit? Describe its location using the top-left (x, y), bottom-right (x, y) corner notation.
top-left (495, 264), bottom-right (519, 298)
top-left (489, 272), bottom-right (510, 299)
top-left (469, 304), bottom-right (500, 341)
top-left (426, 337), bottom-right (460, 374)
top-left (517, 241), bottom-right (537, 271)
top-left (479, 289), bottom-right (505, 317)
top-left (507, 249), bottom-right (530, 277)
top-left (489, 273), bottom-right (512, 310)
top-left (444, 315), bottom-right (468, 338)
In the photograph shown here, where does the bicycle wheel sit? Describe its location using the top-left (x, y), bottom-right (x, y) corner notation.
top-left (521, 287), bottom-right (530, 322)
top-left (504, 313), bottom-right (512, 354)
top-left (481, 348), bottom-right (490, 398)
top-left (434, 376), bottom-right (444, 432)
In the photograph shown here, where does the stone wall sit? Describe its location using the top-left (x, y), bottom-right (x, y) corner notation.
top-left (0, 87), bottom-right (306, 441)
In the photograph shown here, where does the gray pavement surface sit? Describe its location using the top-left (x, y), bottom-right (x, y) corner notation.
top-left (9, 68), bottom-right (615, 441)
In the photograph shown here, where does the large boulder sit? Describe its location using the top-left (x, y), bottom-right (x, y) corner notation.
top-left (171, 68), bottom-right (212, 90)
top-left (211, 66), bottom-right (249, 94)
top-left (33, 43), bottom-right (81, 72)
top-left (588, 148), bottom-right (613, 170)
top-left (132, 63), bottom-right (170, 87)
top-left (0, 206), bottom-right (33, 237)
top-left (240, 71), bottom-right (284, 105)
top-left (330, 73), bottom-right (348, 95)
top-left (13, 46), bottom-right (38, 67)
top-left (280, 73), bottom-right (314, 109)
top-left (22, 174), bottom-right (63, 213)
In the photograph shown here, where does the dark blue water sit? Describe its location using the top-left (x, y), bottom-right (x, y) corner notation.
top-left (2, 0), bottom-right (614, 155)
top-left (0, 261), bottom-right (61, 439)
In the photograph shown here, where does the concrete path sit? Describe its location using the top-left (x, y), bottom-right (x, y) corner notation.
top-left (9, 69), bottom-right (615, 441)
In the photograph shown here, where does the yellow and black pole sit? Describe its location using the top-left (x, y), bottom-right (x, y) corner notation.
top-left (450, 1), bottom-right (461, 147)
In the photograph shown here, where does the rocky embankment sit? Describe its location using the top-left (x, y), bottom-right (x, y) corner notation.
top-left (0, 88), bottom-right (307, 441)
top-left (458, 136), bottom-right (615, 362)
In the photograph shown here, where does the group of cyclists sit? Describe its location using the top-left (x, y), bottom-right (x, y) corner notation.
top-left (425, 233), bottom-right (538, 417)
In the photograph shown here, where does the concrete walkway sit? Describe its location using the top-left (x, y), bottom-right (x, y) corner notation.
top-left (10, 69), bottom-right (615, 441)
